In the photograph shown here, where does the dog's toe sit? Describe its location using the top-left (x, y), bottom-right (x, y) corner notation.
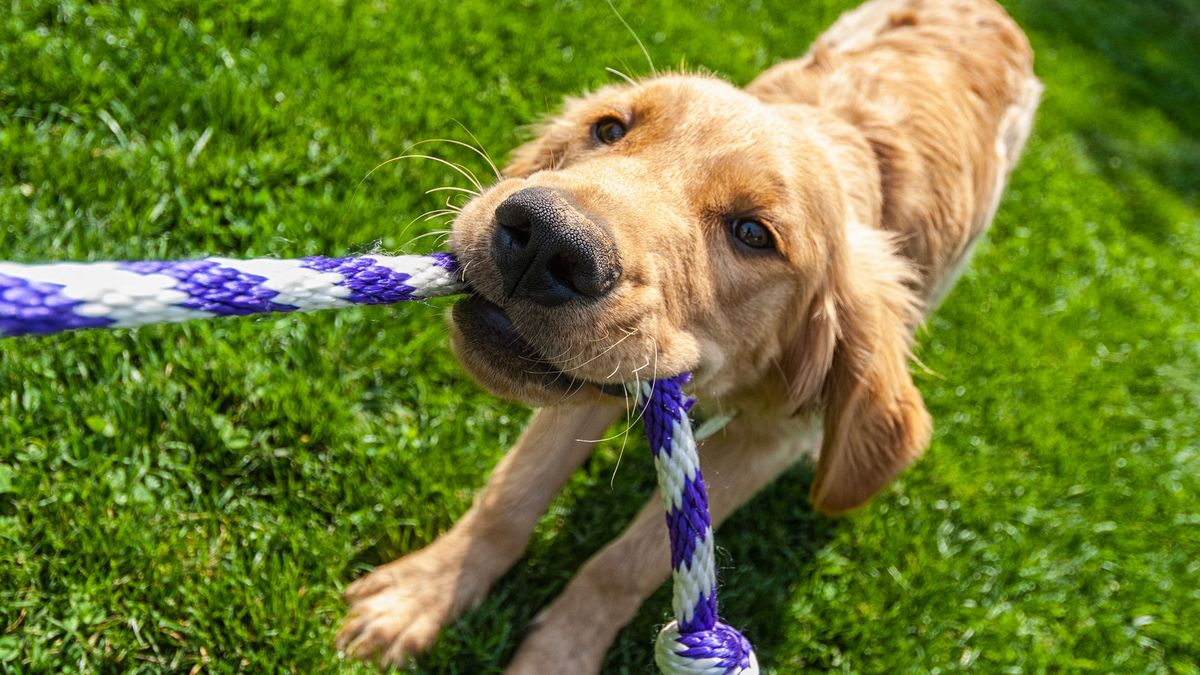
top-left (338, 592), bottom-right (431, 665)
top-left (334, 609), bottom-right (370, 653)
top-left (338, 558), bottom-right (469, 667)
top-left (343, 573), bottom-right (384, 603)
top-left (379, 616), bottom-right (441, 666)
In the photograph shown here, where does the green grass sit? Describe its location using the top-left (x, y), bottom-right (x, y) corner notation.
top-left (1, 0), bottom-right (1198, 672)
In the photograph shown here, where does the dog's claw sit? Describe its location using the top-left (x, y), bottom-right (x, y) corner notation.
top-left (338, 547), bottom-right (488, 668)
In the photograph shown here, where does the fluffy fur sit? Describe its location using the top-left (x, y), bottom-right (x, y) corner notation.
top-left (337, 0), bottom-right (1042, 670)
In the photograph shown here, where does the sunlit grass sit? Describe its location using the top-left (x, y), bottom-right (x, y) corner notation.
top-left (1, 1), bottom-right (1197, 672)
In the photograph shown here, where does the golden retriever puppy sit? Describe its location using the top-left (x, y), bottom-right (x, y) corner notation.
top-left (337, 0), bottom-right (1042, 670)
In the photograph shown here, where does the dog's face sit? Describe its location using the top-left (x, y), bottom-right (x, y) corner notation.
top-left (450, 75), bottom-right (842, 406)
top-left (450, 73), bottom-right (934, 513)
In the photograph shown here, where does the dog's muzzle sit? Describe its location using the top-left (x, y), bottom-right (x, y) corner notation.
top-left (490, 187), bottom-right (622, 307)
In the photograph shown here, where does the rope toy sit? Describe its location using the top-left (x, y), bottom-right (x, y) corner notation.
top-left (0, 253), bottom-right (461, 336)
top-left (0, 252), bottom-right (758, 673)
top-left (640, 376), bottom-right (759, 674)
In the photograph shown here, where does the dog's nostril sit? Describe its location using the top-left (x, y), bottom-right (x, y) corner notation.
top-left (491, 186), bottom-right (621, 307)
top-left (502, 222), bottom-right (531, 248)
top-left (496, 201), bottom-right (534, 251)
top-left (546, 253), bottom-right (581, 294)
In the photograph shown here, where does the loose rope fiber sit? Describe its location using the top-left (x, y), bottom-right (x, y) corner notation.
top-left (640, 376), bottom-right (759, 675)
top-left (1, 251), bottom-right (756, 673)
top-left (0, 253), bottom-right (462, 337)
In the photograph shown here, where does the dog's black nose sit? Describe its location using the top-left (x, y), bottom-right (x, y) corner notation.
top-left (491, 187), bottom-right (621, 307)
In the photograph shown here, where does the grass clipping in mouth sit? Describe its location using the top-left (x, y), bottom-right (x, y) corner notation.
top-left (2, 0), bottom-right (1199, 672)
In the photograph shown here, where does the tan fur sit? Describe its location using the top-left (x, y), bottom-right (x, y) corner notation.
top-left (340, 0), bottom-right (1041, 669)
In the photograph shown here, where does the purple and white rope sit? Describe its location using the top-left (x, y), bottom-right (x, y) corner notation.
top-left (1, 249), bottom-right (757, 671)
top-left (0, 253), bottom-right (462, 337)
top-left (640, 375), bottom-right (759, 675)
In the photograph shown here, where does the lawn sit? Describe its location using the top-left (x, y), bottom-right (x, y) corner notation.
top-left (1, 0), bottom-right (1198, 672)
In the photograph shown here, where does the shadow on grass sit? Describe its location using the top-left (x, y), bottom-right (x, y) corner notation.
top-left (403, 458), bottom-right (835, 673)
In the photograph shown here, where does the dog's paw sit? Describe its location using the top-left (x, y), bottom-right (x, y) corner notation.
top-left (336, 589), bottom-right (444, 667)
top-left (336, 549), bottom-right (478, 667)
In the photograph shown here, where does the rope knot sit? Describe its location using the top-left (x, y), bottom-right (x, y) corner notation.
top-left (655, 620), bottom-right (759, 675)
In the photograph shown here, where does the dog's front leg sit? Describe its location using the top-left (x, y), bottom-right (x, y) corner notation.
top-left (505, 417), bottom-right (821, 674)
top-left (337, 401), bottom-right (622, 666)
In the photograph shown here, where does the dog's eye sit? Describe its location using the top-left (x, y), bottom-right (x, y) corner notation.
top-left (731, 218), bottom-right (774, 250)
top-left (592, 117), bottom-right (627, 145)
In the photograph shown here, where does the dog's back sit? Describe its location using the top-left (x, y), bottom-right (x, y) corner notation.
top-left (749, 0), bottom-right (1042, 305)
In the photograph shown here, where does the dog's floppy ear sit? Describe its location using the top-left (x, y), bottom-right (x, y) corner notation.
top-left (795, 224), bottom-right (932, 515)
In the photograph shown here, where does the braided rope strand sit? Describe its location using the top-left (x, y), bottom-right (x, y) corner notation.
top-left (0, 253), bottom-right (462, 337)
top-left (640, 376), bottom-right (759, 675)
top-left (2, 249), bottom-right (760, 671)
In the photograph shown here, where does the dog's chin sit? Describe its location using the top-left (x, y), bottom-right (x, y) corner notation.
top-left (449, 294), bottom-right (624, 406)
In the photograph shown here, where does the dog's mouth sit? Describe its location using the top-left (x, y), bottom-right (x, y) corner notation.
top-left (451, 292), bottom-right (628, 399)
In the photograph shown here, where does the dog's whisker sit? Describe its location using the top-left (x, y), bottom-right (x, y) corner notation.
top-left (567, 374), bottom-right (592, 399)
top-left (556, 330), bottom-right (635, 370)
top-left (404, 138), bottom-right (497, 187)
top-left (618, 335), bottom-right (660, 440)
top-left (406, 230), bottom-right (453, 246)
top-left (356, 155), bottom-right (410, 194)
top-left (605, 361), bottom-right (639, 489)
top-left (512, 341), bottom-right (578, 365)
top-left (585, 327), bottom-right (614, 344)
top-left (453, 259), bottom-right (476, 287)
top-left (422, 136), bottom-right (501, 184)
top-left (394, 153), bottom-right (484, 193)
top-left (449, 121), bottom-right (504, 181)
top-left (580, 362), bottom-right (640, 448)
top-left (585, 324), bottom-right (635, 345)
top-left (544, 369), bottom-right (590, 407)
top-left (399, 211), bottom-right (454, 245)
top-left (392, 207), bottom-right (455, 252)
top-left (605, 66), bottom-right (637, 86)
top-left (605, 330), bottom-right (657, 471)
top-left (616, 366), bottom-right (644, 476)
top-left (426, 186), bottom-right (480, 198)
top-left (606, 336), bottom-right (658, 486)
top-left (604, 0), bottom-right (656, 75)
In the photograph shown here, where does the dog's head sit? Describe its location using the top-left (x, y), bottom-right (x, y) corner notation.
top-left (449, 74), bottom-right (930, 513)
